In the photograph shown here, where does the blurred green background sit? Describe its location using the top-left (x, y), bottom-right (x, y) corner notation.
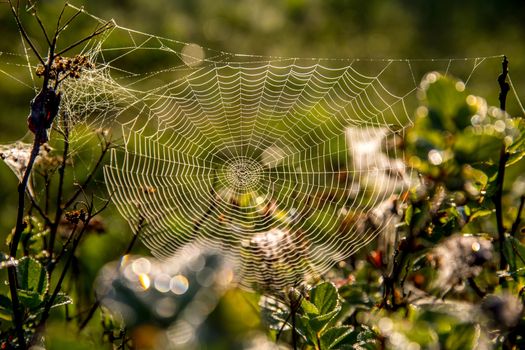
top-left (1, 1), bottom-right (525, 348)
top-left (1, 0), bottom-right (525, 231)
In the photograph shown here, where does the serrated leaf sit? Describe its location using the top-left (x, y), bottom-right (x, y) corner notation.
top-left (301, 298), bottom-right (319, 315)
top-left (310, 282), bottom-right (338, 315)
top-left (16, 256), bottom-right (48, 295)
top-left (297, 315), bottom-right (317, 345)
top-left (18, 289), bottom-right (44, 310)
top-left (320, 325), bottom-right (355, 349)
top-left (308, 307), bottom-right (341, 332)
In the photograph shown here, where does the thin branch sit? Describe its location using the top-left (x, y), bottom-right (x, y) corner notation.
top-left (52, 223), bottom-right (78, 268)
top-left (6, 136), bottom-right (41, 349)
top-left (78, 218), bottom-right (144, 332)
top-left (65, 139), bottom-right (111, 209)
top-left (27, 0), bottom-right (51, 47)
top-left (39, 219), bottom-right (89, 329)
top-left (28, 193), bottom-right (53, 227)
top-left (48, 114), bottom-right (70, 262)
top-left (54, 3), bottom-right (68, 35)
top-left (57, 6), bottom-right (84, 35)
top-left (7, 0), bottom-right (45, 66)
top-left (55, 21), bottom-right (113, 57)
top-left (494, 56), bottom-right (510, 279)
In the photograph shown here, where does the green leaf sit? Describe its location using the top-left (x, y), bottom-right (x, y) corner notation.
top-left (18, 289), bottom-right (45, 310)
top-left (320, 325), bottom-right (354, 349)
top-left (301, 298), bottom-right (319, 315)
top-left (297, 315), bottom-right (317, 345)
top-left (308, 307), bottom-right (341, 332)
top-left (16, 256), bottom-right (49, 295)
top-left (310, 282), bottom-right (338, 315)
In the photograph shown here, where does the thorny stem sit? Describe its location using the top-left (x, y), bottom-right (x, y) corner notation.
top-left (495, 56), bottom-right (510, 280)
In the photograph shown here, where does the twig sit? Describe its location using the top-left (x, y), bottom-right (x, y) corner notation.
top-left (65, 138), bottom-right (111, 208)
top-left (291, 306), bottom-right (298, 350)
top-left (55, 21), bottom-right (113, 57)
top-left (39, 218), bottom-right (89, 329)
top-left (7, 0), bottom-right (46, 66)
top-left (78, 217), bottom-right (144, 332)
top-left (6, 137), bottom-right (41, 348)
top-left (27, 1), bottom-right (52, 47)
top-left (56, 6), bottom-right (83, 34)
top-left (48, 114), bottom-right (70, 263)
top-left (28, 193), bottom-right (53, 227)
top-left (494, 56), bottom-right (510, 279)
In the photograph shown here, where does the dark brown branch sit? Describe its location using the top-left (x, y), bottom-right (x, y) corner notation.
top-left (48, 115), bottom-right (70, 262)
top-left (39, 218), bottom-right (89, 329)
top-left (54, 3), bottom-right (68, 34)
top-left (28, 193), bottom-right (53, 227)
top-left (7, 0), bottom-right (46, 66)
top-left (494, 56), bottom-right (510, 279)
top-left (6, 136), bottom-right (42, 348)
top-left (27, 0), bottom-right (51, 47)
top-left (65, 138), bottom-right (111, 209)
top-left (55, 21), bottom-right (113, 57)
top-left (57, 6), bottom-right (83, 35)
top-left (78, 218), bottom-right (144, 332)
top-left (498, 56), bottom-right (510, 112)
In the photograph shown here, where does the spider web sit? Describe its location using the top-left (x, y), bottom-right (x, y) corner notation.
top-left (0, 5), bottom-right (518, 291)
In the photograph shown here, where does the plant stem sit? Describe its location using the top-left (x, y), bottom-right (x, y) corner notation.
top-left (291, 306), bottom-right (297, 350)
top-left (495, 56), bottom-right (510, 278)
top-left (48, 116), bottom-right (70, 264)
top-left (64, 138), bottom-right (111, 209)
top-left (6, 136), bottom-right (41, 348)
top-left (78, 219), bottom-right (143, 332)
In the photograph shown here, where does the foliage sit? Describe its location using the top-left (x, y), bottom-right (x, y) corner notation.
top-left (1, 2), bottom-right (525, 350)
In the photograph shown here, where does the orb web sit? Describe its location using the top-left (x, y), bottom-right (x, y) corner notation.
top-left (0, 5), bottom-right (516, 291)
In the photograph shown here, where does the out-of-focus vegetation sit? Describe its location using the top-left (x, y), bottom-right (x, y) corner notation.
top-left (1, 1), bottom-right (525, 349)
